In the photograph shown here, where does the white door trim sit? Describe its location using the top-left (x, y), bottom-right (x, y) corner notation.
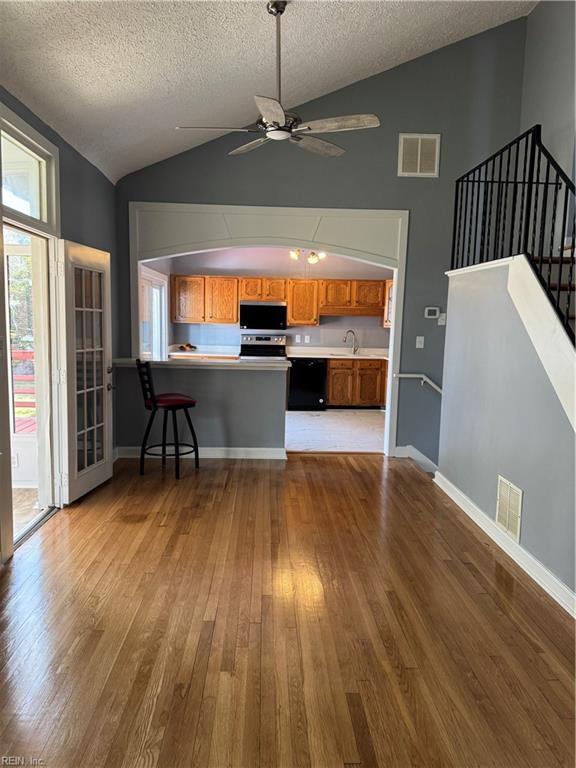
top-left (128, 201), bottom-right (409, 457)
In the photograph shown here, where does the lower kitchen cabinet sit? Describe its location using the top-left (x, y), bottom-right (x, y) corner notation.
top-left (327, 358), bottom-right (388, 406)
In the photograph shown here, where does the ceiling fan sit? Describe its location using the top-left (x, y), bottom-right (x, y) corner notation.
top-left (176, 1), bottom-right (381, 157)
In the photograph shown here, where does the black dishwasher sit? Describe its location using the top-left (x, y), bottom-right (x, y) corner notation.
top-left (287, 358), bottom-right (327, 410)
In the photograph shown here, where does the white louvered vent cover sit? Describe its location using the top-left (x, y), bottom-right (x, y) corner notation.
top-left (398, 134), bottom-right (440, 177)
top-left (496, 476), bottom-right (523, 542)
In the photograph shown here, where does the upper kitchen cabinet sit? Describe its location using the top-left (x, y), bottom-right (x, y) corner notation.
top-left (171, 275), bottom-right (205, 323)
top-left (287, 279), bottom-right (319, 325)
top-left (383, 279), bottom-right (394, 328)
top-left (263, 277), bottom-right (286, 301)
top-left (239, 277), bottom-right (262, 301)
top-left (240, 276), bottom-right (286, 301)
top-left (205, 276), bottom-right (239, 323)
top-left (353, 280), bottom-right (385, 309)
top-left (319, 279), bottom-right (353, 310)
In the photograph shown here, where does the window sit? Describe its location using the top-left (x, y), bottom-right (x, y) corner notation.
top-left (139, 265), bottom-right (167, 360)
top-left (0, 104), bottom-right (60, 236)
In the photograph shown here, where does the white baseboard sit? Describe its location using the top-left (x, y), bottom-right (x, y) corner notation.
top-left (115, 446), bottom-right (287, 460)
top-left (394, 444), bottom-right (438, 474)
top-left (434, 472), bottom-right (575, 617)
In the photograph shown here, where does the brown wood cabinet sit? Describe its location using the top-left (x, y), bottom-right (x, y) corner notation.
top-left (239, 277), bottom-right (262, 301)
top-left (239, 277), bottom-right (286, 301)
top-left (171, 276), bottom-right (205, 323)
top-left (263, 278), bottom-right (286, 301)
top-left (383, 279), bottom-right (394, 328)
top-left (205, 277), bottom-right (239, 324)
top-left (354, 280), bottom-right (385, 309)
top-left (319, 279), bottom-right (353, 310)
top-left (287, 280), bottom-right (319, 325)
top-left (327, 358), bottom-right (388, 407)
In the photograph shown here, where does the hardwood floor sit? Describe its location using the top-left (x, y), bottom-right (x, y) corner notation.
top-left (0, 456), bottom-right (573, 768)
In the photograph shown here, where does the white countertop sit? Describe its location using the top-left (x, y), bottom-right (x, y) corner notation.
top-left (286, 346), bottom-right (389, 360)
top-left (113, 356), bottom-right (290, 372)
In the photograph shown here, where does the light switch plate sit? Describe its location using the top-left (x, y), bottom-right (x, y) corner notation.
top-left (438, 313), bottom-right (446, 326)
top-left (304, 335), bottom-right (311, 344)
top-left (416, 336), bottom-right (425, 349)
top-left (295, 334), bottom-right (301, 343)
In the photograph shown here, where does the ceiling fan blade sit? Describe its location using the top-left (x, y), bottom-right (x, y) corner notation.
top-left (228, 137), bottom-right (271, 156)
top-left (290, 135), bottom-right (345, 157)
top-left (294, 114), bottom-right (380, 134)
top-left (176, 126), bottom-right (259, 132)
top-left (254, 95), bottom-right (286, 125)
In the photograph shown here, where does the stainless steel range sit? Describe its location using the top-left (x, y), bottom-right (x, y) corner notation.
top-left (240, 334), bottom-right (287, 359)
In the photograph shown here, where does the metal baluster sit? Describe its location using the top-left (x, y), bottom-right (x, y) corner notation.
top-left (501, 146), bottom-right (511, 259)
top-left (473, 168), bottom-right (481, 263)
top-left (567, 209), bottom-right (575, 332)
top-left (538, 159), bottom-right (550, 275)
top-left (486, 158), bottom-right (495, 261)
top-left (479, 162), bottom-right (488, 263)
top-left (455, 180), bottom-right (464, 269)
top-left (548, 171), bottom-right (560, 290)
top-left (493, 153), bottom-right (504, 261)
top-left (466, 173), bottom-right (475, 267)
top-left (557, 183), bottom-right (569, 312)
top-left (530, 147), bottom-right (541, 258)
top-left (463, 174), bottom-right (470, 267)
top-left (509, 140), bottom-right (520, 257)
top-left (451, 181), bottom-right (460, 270)
top-left (518, 135), bottom-right (529, 253)
top-left (523, 129), bottom-right (538, 256)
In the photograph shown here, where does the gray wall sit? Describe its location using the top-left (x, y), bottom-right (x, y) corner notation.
top-left (115, 366), bottom-right (287, 449)
top-left (521, 0), bottom-right (575, 176)
top-left (0, 87), bottom-right (116, 279)
top-left (438, 265), bottom-right (575, 590)
top-left (116, 19), bottom-right (527, 464)
top-left (172, 314), bottom-right (390, 350)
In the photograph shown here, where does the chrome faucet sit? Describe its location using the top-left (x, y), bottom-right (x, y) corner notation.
top-left (343, 329), bottom-right (359, 355)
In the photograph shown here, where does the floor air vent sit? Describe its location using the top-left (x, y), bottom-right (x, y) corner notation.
top-left (496, 476), bottom-right (523, 541)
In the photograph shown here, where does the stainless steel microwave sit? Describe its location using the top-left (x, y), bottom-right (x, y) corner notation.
top-left (239, 301), bottom-right (287, 330)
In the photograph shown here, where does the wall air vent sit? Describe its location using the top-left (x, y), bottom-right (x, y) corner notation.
top-left (398, 134), bottom-right (440, 177)
top-left (496, 476), bottom-right (523, 542)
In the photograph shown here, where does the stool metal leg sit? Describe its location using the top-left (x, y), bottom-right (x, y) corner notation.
top-left (140, 410), bottom-right (157, 475)
top-left (172, 409), bottom-right (180, 479)
top-left (183, 407), bottom-right (200, 469)
top-left (161, 410), bottom-right (168, 467)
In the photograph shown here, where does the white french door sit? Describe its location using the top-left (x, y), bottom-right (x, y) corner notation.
top-left (55, 241), bottom-right (113, 503)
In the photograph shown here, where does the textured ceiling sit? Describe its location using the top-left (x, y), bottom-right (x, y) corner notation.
top-left (0, 0), bottom-right (535, 182)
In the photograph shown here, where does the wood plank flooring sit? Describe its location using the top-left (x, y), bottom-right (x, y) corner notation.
top-left (0, 456), bottom-right (573, 768)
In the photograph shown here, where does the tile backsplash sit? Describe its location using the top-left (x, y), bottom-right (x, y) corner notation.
top-left (172, 315), bottom-right (390, 349)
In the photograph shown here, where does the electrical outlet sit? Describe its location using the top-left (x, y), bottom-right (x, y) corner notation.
top-left (438, 313), bottom-right (446, 326)
top-left (11, 453), bottom-right (19, 468)
top-left (295, 334), bottom-right (301, 343)
top-left (416, 336), bottom-right (425, 349)
top-left (304, 335), bottom-right (311, 344)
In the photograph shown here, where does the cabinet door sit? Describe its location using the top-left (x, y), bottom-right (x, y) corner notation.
top-left (380, 360), bottom-right (389, 405)
top-left (171, 275), bottom-right (205, 323)
top-left (239, 277), bottom-right (262, 301)
top-left (327, 360), bottom-right (354, 405)
top-left (383, 280), bottom-right (394, 328)
top-left (205, 277), bottom-right (239, 324)
top-left (353, 280), bottom-right (385, 309)
top-left (319, 279), bottom-right (352, 309)
top-left (354, 360), bottom-right (383, 406)
top-left (287, 280), bottom-right (319, 325)
top-left (263, 277), bottom-right (286, 301)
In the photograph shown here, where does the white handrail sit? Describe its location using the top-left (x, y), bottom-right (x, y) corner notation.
top-left (395, 372), bottom-right (443, 394)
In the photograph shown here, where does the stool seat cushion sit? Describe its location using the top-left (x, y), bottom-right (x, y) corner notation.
top-left (146, 392), bottom-right (197, 409)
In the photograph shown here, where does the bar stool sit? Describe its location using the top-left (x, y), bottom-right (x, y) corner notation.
top-left (136, 359), bottom-right (200, 479)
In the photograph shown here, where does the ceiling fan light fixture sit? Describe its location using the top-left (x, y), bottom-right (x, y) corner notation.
top-left (318, 251), bottom-right (327, 260)
top-left (307, 252), bottom-right (319, 265)
top-left (289, 249), bottom-right (300, 260)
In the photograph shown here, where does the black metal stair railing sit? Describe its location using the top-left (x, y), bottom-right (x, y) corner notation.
top-left (451, 125), bottom-right (575, 344)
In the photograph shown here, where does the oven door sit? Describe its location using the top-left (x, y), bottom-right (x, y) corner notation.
top-left (239, 302), bottom-right (287, 330)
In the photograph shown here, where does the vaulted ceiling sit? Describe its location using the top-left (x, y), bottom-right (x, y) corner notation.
top-left (0, 0), bottom-right (535, 182)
